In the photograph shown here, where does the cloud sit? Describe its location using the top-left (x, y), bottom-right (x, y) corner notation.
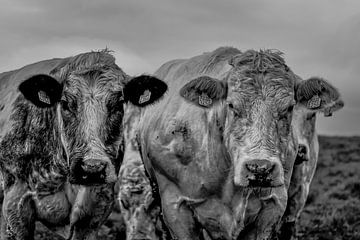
top-left (0, 0), bottom-right (359, 135)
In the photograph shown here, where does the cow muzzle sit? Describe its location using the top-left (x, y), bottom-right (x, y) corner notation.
top-left (69, 159), bottom-right (117, 185)
top-left (240, 159), bottom-right (283, 187)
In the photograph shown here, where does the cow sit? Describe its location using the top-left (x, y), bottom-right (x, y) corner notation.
top-left (135, 47), bottom-right (343, 240)
top-left (118, 103), bottom-right (170, 240)
top-left (0, 50), bottom-right (167, 240)
top-left (278, 95), bottom-right (344, 240)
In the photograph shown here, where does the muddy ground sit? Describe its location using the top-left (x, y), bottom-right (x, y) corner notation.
top-left (32, 136), bottom-right (360, 240)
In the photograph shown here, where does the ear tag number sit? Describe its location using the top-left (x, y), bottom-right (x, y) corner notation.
top-left (307, 95), bottom-right (321, 109)
top-left (199, 93), bottom-right (212, 107)
top-left (38, 91), bottom-right (51, 105)
top-left (139, 90), bottom-right (151, 104)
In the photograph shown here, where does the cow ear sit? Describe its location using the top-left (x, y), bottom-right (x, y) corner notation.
top-left (124, 75), bottom-right (168, 107)
top-left (179, 76), bottom-right (227, 108)
top-left (296, 77), bottom-right (344, 117)
top-left (19, 74), bottom-right (62, 108)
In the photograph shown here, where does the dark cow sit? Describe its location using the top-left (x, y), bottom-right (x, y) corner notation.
top-left (135, 47), bottom-right (343, 239)
top-left (0, 50), bottom-right (167, 240)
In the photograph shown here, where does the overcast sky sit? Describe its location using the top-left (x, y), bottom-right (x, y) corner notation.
top-left (0, 0), bottom-right (359, 135)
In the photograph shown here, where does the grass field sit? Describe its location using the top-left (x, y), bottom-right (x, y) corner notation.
top-left (297, 136), bottom-right (360, 240)
top-left (33, 136), bottom-right (360, 240)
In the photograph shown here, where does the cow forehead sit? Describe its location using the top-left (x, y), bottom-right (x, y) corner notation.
top-left (64, 71), bottom-right (124, 97)
top-left (50, 50), bottom-right (127, 96)
top-left (227, 72), bottom-right (295, 107)
top-left (227, 49), bottom-right (296, 102)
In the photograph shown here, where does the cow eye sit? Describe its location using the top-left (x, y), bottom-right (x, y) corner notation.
top-left (227, 102), bottom-right (242, 117)
top-left (306, 113), bottom-right (315, 120)
top-left (287, 104), bottom-right (294, 113)
top-left (280, 104), bottom-right (294, 117)
top-left (61, 99), bottom-right (76, 114)
top-left (120, 199), bottom-right (130, 210)
top-left (107, 100), bottom-right (123, 115)
top-left (110, 105), bottom-right (123, 115)
top-left (61, 100), bottom-right (70, 111)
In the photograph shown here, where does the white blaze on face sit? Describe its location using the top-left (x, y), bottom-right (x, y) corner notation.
top-left (82, 95), bottom-right (108, 162)
top-left (225, 99), bottom-right (286, 186)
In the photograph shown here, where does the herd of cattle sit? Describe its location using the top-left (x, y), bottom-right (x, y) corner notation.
top-left (0, 47), bottom-right (343, 240)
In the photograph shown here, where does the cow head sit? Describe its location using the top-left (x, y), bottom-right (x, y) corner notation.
top-left (292, 77), bottom-right (344, 165)
top-left (180, 49), bottom-right (342, 188)
top-left (18, 53), bottom-right (167, 186)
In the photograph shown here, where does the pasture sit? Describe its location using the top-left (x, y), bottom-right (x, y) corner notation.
top-left (28, 136), bottom-right (360, 240)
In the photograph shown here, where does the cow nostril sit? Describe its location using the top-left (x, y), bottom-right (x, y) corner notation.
top-left (81, 160), bottom-right (107, 173)
top-left (298, 145), bottom-right (307, 157)
top-left (245, 159), bottom-right (274, 174)
top-left (97, 164), bottom-right (106, 171)
top-left (246, 163), bottom-right (258, 172)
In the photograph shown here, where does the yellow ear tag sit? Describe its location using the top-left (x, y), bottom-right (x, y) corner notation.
top-left (307, 95), bottom-right (321, 109)
top-left (38, 90), bottom-right (51, 104)
top-left (198, 93), bottom-right (212, 107)
top-left (139, 90), bottom-right (151, 104)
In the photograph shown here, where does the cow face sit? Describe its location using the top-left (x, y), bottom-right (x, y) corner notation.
top-left (19, 73), bottom-right (167, 185)
top-left (180, 50), bottom-right (342, 188)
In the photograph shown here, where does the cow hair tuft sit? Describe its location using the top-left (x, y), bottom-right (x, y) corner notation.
top-left (50, 49), bottom-right (127, 81)
top-left (201, 47), bottom-right (241, 73)
top-left (230, 49), bottom-right (289, 73)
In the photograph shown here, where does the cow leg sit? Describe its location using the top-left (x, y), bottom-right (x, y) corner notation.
top-left (278, 163), bottom-right (313, 240)
top-left (278, 188), bottom-right (302, 240)
top-left (1, 182), bottom-right (36, 240)
top-left (277, 184), bottom-right (307, 240)
top-left (278, 221), bottom-right (296, 240)
top-left (0, 213), bottom-right (15, 240)
top-left (70, 227), bottom-right (97, 240)
top-left (70, 185), bottom-right (114, 240)
top-left (247, 188), bottom-right (287, 240)
top-left (159, 179), bottom-right (202, 240)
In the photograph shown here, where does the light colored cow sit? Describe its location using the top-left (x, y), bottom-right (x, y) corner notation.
top-left (278, 96), bottom-right (343, 239)
top-left (0, 50), bottom-right (167, 240)
top-left (135, 47), bottom-right (343, 240)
